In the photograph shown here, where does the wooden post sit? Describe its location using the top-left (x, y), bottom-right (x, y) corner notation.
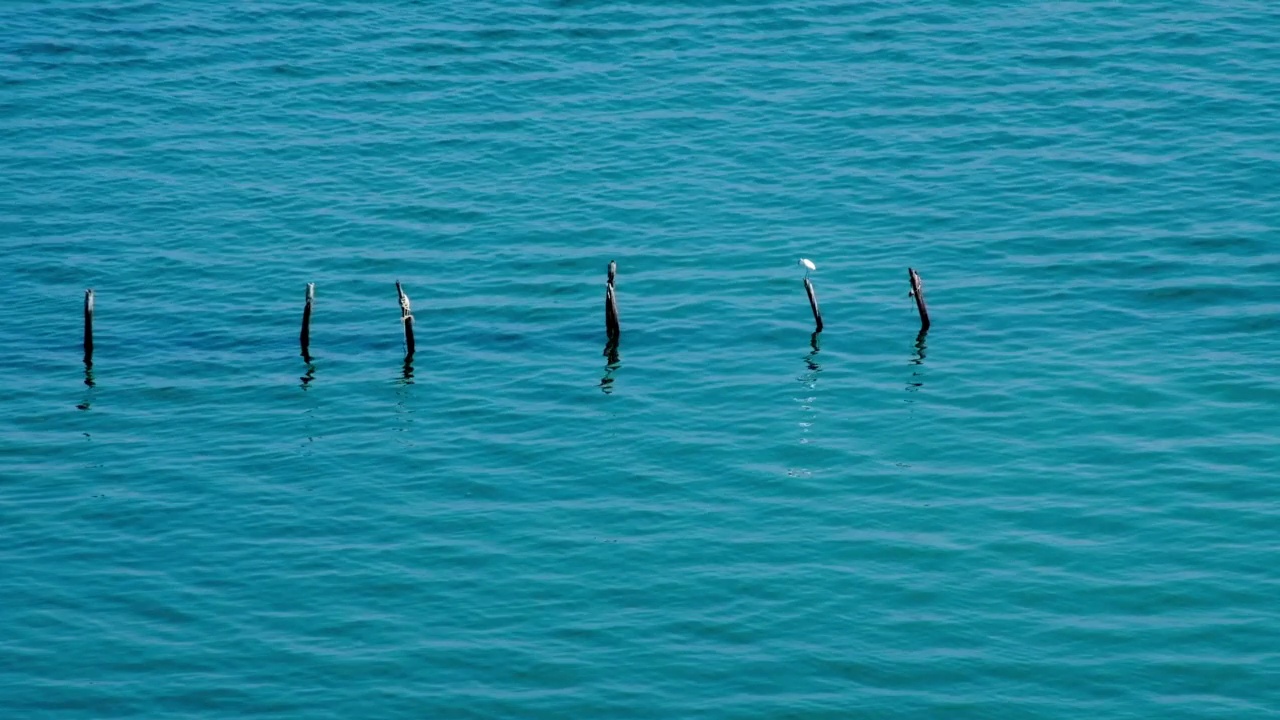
top-left (908, 267), bottom-right (930, 333)
top-left (803, 277), bottom-right (824, 333)
top-left (83, 289), bottom-right (94, 367)
top-left (299, 283), bottom-right (314, 362)
top-left (396, 280), bottom-right (415, 359)
top-left (605, 261), bottom-right (620, 340)
top-left (605, 285), bottom-right (620, 339)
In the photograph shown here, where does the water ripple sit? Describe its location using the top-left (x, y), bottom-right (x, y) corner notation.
top-left (3, 0), bottom-right (1279, 717)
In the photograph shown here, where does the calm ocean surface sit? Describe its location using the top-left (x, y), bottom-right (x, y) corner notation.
top-left (3, 1), bottom-right (1279, 717)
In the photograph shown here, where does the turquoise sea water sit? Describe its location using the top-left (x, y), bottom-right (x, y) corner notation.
top-left (3, 1), bottom-right (1279, 716)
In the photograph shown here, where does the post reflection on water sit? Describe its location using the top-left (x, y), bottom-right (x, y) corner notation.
top-left (300, 362), bottom-right (316, 389)
top-left (600, 337), bottom-right (621, 394)
top-left (77, 367), bottom-right (95, 410)
top-left (795, 332), bottom-right (822, 445)
top-left (906, 329), bottom-right (927, 396)
top-left (806, 331), bottom-right (821, 370)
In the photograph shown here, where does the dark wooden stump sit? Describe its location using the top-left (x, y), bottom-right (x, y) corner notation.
top-left (908, 268), bottom-right (930, 333)
top-left (605, 261), bottom-right (620, 340)
top-left (396, 281), bottom-right (415, 360)
top-left (83, 289), bottom-right (94, 367)
top-left (300, 283), bottom-right (314, 362)
top-left (803, 277), bottom-right (824, 333)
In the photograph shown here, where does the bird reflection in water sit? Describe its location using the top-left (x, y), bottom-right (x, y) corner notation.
top-left (600, 337), bottom-right (621, 394)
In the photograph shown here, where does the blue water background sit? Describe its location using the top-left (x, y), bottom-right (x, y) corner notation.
top-left (3, 1), bottom-right (1279, 717)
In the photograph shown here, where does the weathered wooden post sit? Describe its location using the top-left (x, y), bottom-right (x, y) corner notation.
top-left (803, 277), bottom-right (823, 333)
top-left (83, 289), bottom-right (94, 367)
top-left (299, 283), bottom-right (314, 362)
top-left (908, 267), bottom-right (930, 333)
top-left (797, 258), bottom-right (823, 333)
top-left (793, 257), bottom-right (824, 330)
top-left (605, 260), bottom-right (620, 340)
top-left (603, 261), bottom-right (621, 363)
top-left (396, 280), bottom-right (415, 360)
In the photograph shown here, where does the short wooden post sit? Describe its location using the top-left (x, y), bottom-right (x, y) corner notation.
top-left (803, 277), bottom-right (824, 333)
top-left (908, 267), bottom-right (930, 333)
top-left (604, 260), bottom-right (620, 340)
top-left (396, 280), bottom-right (415, 359)
top-left (83, 289), bottom-right (94, 367)
top-left (299, 283), bottom-right (314, 362)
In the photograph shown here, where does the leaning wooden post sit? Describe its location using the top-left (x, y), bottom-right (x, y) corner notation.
top-left (604, 260), bottom-right (620, 340)
top-left (803, 277), bottom-right (823, 333)
top-left (83, 289), bottom-right (94, 367)
top-left (908, 267), bottom-right (930, 333)
top-left (396, 281), bottom-right (415, 359)
top-left (299, 283), bottom-right (315, 362)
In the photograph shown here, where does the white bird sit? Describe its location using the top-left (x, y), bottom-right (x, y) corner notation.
top-left (799, 258), bottom-right (816, 271)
